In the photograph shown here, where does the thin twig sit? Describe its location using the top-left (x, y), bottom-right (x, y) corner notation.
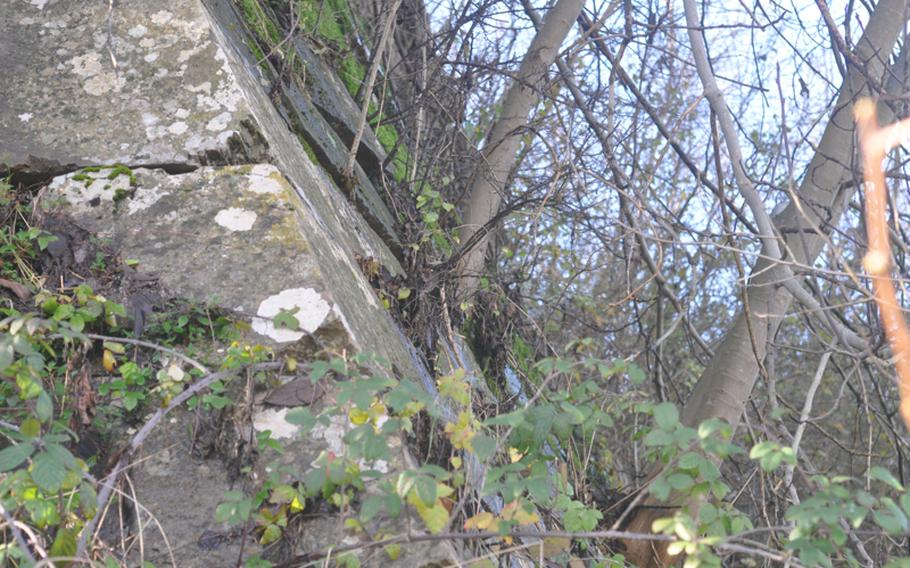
top-left (343, 0), bottom-right (405, 180)
top-left (76, 361), bottom-right (282, 558)
top-left (0, 503), bottom-right (39, 565)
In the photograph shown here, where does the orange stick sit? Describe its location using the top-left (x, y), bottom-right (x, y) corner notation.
top-left (855, 99), bottom-right (910, 430)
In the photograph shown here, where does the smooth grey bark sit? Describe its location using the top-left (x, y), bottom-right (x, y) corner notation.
top-left (456, 0), bottom-right (585, 299)
top-left (681, 0), bottom-right (909, 430)
top-left (623, 0), bottom-right (909, 564)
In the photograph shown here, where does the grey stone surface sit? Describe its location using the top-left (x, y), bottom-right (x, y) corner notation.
top-left (0, 0), bottom-right (263, 175)
top-left (44, 165), bottom-right (326, 323)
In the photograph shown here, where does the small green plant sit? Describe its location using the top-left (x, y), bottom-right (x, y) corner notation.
top-left (144, 301), bottom-right (236, 346)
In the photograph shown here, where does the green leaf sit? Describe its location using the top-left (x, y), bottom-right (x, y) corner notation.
top-left (360, 495), bottom-right (385, 522)
top-left (37, 233), bottom-right (58, 251)
top-left (20, 418), bottom-right (41, 438)
top-left (650, 477), bottom-right (671, 501)
top-left (103, 341), bottom-right (127, 354)
top-left (260, 524), bottom-right (282, 545)
top-left (0, 443), bottom-right (34, 472)
top-left (285, 408), bottom-right (317, 432)
top-left (643, 429), bottom-right (673, 447)
top-left (677, 452), bottom-right (702, 470)
top-left (667, 473), bottom-right (693, 491)
top-left (273, 308), bottom-right (300, 330)
top-left (414, 476), bottom-right (437, 507)
top-left (471, 434), bottom-right (496, 461)
top-left (870, 466), bottom-right (904, 491)
top-left (653, 403), bottom-right (679, 430)
top-left (627, 364), bottom-right (646, 384)
top-left (36, 391), bottom-right (53, 422)
top-left (31, 451), bottom-right (67, 492)
top-left (50, 527), bottom-right (77, 559)
top-left (484, 410), bottom-right (525, 427)
top-left (749, 441), bottom-right (777, 459)
top-left (0, 335), bottom-right (13, 372)
top-left (69, 313), bottom-right (85, 333)
top-left (397, 287), bottom-right (411, 300)
top-left (80, 481), bottom-right (98, 518)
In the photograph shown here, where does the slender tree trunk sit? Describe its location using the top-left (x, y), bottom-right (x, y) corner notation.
top-left (622, 0), bottom-right (910, 564)
top-left (455, 0), bottom-right (584, 300)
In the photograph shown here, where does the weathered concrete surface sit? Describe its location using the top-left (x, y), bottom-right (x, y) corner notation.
top-left (0, 0), bottom-right (265, 176)
top-left (18, 0), bottom-right (473, 564)
top-left (45, 165), bottom-right (340, 332)
top-left (39, 165), bottom-right (434, 565)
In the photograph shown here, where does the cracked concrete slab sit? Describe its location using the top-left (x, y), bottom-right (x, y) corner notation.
top-left (0, 0), bottom-right (265, 177)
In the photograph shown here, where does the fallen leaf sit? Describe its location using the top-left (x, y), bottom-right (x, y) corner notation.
top-left (263, 377), bottom-right (326, 407)
top-left (0, 278), bottom-right (30, 301)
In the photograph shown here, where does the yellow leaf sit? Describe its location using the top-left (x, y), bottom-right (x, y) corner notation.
top-left (349, 408), bottom-right (370, 425)
top-left (450, 456), bottom-right (462, 469)
top-left (289, 496), bottom-right (304, 513)
top-left (515, 509), bottom-right (539, 526)
top-left (501, 501), bottom-right (539, 525)
top-left (444, 410), bottom-right (476, 450)
top-left (667, 541), bottom-right (686, 556)
top-left (406, 491), bottom-right (450, 534)
top-left (384, 544), bottom-right (401, 561)
top-left (509, 448), bottom-right (524, 463)
top-left (102, 349), bottom-right (117, 372)
top-left (437, 369), bottom-right (470, 406)
top-left (286, 357), bottom-right (297, 372)
top-left (437, 483), bottom-right (455, 499)
top-left (344, 518), bottom-right (363, 532)
top-left (464, 512), bottom-right (495, 530)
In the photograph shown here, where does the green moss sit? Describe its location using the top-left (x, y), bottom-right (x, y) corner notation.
top-left (239, 0), bottom-right (284, 46)
top-left (244, 38), bottom-right (270, 74)
top-left (375, 123), bottom-right (408, 182)
top-left (298, 135), bottom-right (320, 165)
top-left (339, 55), bottom-right (366, 97)
top-left (113, 188), bottom-right (131, 202)
top-left (107, 164), bottom-right (137, 186)
top-left (298, 0), bottom-right (352, 44)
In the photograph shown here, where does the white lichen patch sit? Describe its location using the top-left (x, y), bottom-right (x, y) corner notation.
top-left (70, 52), bottom-right (103, 77)
top-left (51, 168), bottom-right (131, 206)
top-left (127, 186), bottom-right (167, 215)
top-left (18, 113), bottom-right (33, 123)
top-left (68, 51), bottom-right (125, 96)
top-left (205, 111), bottom-right (232, 132)
top-left (214, 207), bottom-right (256, 231)
top-left (127, 24), bottom-right (148, 38)
top-left (252, 407), bottom-right (298, 439)
top-left (150, 10), bottom-right (174, 25)
top-left (247, 164), bottom-right (285, 195)
top-left (252, 288), bottom-right (331, 342)
top-left (167, 121), bottom-right (188, 135)
top-left (319, 415), bottom-right (347, 455)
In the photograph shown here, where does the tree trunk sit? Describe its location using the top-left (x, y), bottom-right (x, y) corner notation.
top-left (455, 0), bottom-right (584, 299)
top-left (622, 0), bottom-right (910, 564)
